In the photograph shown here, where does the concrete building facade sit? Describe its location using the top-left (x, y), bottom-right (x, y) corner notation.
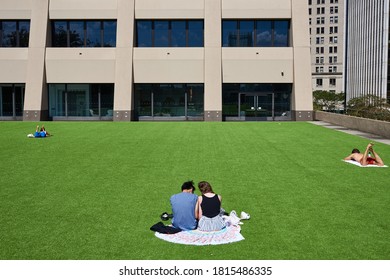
top-left (0, 0), bottom-right (313, 121)
top-left (308, 0), bottom-right (345, 94)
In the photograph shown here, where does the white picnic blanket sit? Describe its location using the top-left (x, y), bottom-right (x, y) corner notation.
top-left (155, 225), bottom-right (244, 246)
top-left (343, 160), bottom-right (388, 167)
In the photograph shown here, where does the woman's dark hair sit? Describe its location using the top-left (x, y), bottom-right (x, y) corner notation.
top-left (198, 181), bottom-right (213, 194)
top-left (352, 148), bottom-right (360, 154)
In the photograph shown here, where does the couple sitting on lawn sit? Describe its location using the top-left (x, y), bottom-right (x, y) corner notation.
top-left (170, 180), bottom-right (226, 232)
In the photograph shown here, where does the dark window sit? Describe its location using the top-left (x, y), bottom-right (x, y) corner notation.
top-left (0, 20), bottom-right (30, 47)
top-left (86, 21), bottom-right (101, 47)
top-left (136, 21), bottom-right (152, 47)
top-left (239, 20), bottom-right (254, 47)
top-left (134, 83), bottom-right (204, 119)
top-left (48, 84), bottom-right (114, 118)
top-left (274, 21), bottom-right (289, 47)
top-left (52, 20), bottom-right (116, 47)
top-left (171, 21), bottom-right (186, 47)
top-left (69, 21), bottom-right (84, 47)
top-left (222, 20), bottom-right (237, 47)
top-left (154, 21), bottom-right (169, 47)
top-left (0, 84), bottom-right (25, 117)
top-left (53, 21), bottom-right (68, 46)
top-left (223, 20), bottom-right (290, 47)
top-left (188, 21), bottom-right (203, 47)
top-left (256, 21), bottom-right (272, 47)
top-left (103, 21), bottom-right (116, 47)
top-left (136, 20), bottom-right (204, 47)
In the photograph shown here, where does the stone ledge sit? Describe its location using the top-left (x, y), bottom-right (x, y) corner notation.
top-left (314, 111), bottom-right (390, 139)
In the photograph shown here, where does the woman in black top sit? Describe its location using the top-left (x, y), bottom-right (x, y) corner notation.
top-left (196, 181), bottom-right (226, 231)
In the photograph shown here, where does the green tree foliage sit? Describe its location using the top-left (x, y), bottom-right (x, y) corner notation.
top-left (313, 90), bottom-right (345, 112)
top-left (347, 94), bottom-right (390, 122)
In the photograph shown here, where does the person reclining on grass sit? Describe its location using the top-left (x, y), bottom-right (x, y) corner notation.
top-left (344, 143), bottom-right (385, 166)
top-left (33, 124), bottom-right (50, 138)
top-left (169, 180), bottom-right (199, 231)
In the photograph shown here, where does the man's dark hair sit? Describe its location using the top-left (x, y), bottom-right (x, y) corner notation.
top-left (181, 180), bottom-right (195, 191)
top-left (352, 148), bottom-right (360, 154)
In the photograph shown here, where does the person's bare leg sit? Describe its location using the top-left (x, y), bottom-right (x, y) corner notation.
top-left (371, 148), bottom-right (385, 166)
top-left (360, 143), bottom-right (372, 166)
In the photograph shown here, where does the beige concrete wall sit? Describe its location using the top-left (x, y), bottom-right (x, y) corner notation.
top-left (49, 0), bottom-right (117, 19)
top-left (0, 0), bottom-right (32, 18)
top-left (23, 0), bottom-right (49, 119)
top-left (291, 0), bottom-right (313, 117)
top-left (135, 0), bottom-right (204, 18)
top-left (133, 49), bottom-right (204, 83)
top-left (114, 0), bottom-right (135, 120)
top-left (1, 0), bottom-right (314, 122)
top-left (45, 48), bottom-right (116, 83)
top-left (0, 50), bottom-right (28, 82)
top-left (315, 111), bottom-right (390, 139)
top-left (222, 0), bottom-right (291, 18)
top-left (222, 48), bottom-right (293, 83)
top-left (204, 0), bottom-right (222, 120)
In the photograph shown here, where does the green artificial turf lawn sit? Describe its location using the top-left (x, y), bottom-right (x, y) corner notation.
top-left (0, 121), bottom-right (389, 260)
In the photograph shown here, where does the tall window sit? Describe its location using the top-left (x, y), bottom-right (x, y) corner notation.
top-left (135, 20), bottom-right (204, 47)
top-left (222, 20), bottom-right (290, 47)
top-left (0, 20), bottom-right (30, 47)
top-left (134, 84), bottom-right (204, 120)
top-left (0, 84), bottom-right (25, 118)
top-left (48, 84), bottom-right (114, 119)
top-left (52, 20), bottom-right (117, 47)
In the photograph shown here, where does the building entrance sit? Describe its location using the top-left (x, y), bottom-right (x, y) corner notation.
top-left (239, 92), bottom-right (274, 121)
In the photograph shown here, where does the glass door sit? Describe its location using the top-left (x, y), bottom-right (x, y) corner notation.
top-left (239, 93), bottom-right (274, 121)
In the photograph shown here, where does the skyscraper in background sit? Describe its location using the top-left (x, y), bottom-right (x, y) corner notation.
top-left (344, 0), bottom-right (389, 102)
top-left (308, 0), bottom-right (345, 94)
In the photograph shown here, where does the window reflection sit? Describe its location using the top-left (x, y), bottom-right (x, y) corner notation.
top-left (135, 20), bottom-right (203, 47)
top-left (171, 21), bottom-right (186, 47)
top-left (134, 84), bottom-right (204, 120)
top-left (103, 21), bottom-right (116, 47)
top-left (136, 21), bottom-right (152, 47)
top-left (52, 20), bottom-right (116, 47)
top-left (274, 21), bottom-right (289, 47)
top-left (222, 20), bottom-right (237, 47)
top-left (188, 21), bottom-right (203, 47)
top-left (0, 84), bottom-right (25, 117)
top-left (69, 21), bottom-right (84, 47)
top-left (239, 20), bottom-right (254, 47)
top-left (86, 21), bottom-right (101, 47)
top-left (48, 84), bottom-right (114, 119)
top-left (18, 21), bottom-right (30, 47)
top-left (256, 21), bottom-right (272, 47)
top-left (0, 21), bottom-right (29, 47)
top-left (154, 21), bottom-right (169, 47)
top-left (2, 21), bottom-right (17, 47)
top-left (223, 20), bottom-right (290, 47)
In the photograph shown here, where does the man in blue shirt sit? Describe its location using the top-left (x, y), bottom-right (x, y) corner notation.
top-left (170, 181), bottom-right (198, 230)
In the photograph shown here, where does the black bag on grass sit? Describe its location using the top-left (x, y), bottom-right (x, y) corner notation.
top-left (150, 222), bottom-right (181, 234)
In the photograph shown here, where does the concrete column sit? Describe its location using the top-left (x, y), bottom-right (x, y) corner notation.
top-left (204, 0), bottom-right (222, 121)
top-left (291, 0), bottom-right (313, 121)
top-left (113, 0), bottom-right (135, 121)
top-left (23, 0), bottom-right (49, 121)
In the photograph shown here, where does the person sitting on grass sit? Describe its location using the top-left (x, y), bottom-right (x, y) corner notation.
top-left (196, 181), bottom-right (226, 232)
top-left (170, 180), bottom-right (198, 231)
top-left (344, 143), bottom-right (385, 166)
